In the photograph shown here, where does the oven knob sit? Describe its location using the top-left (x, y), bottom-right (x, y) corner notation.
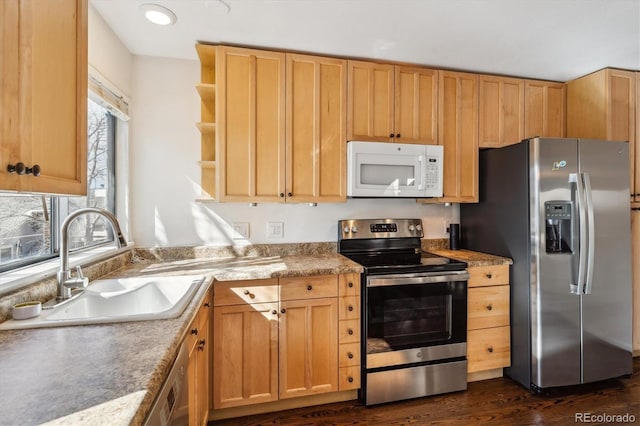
top-left (416, 224), bottom-right (423, 231)
top-left (343, 226), bottom-right (351, 234)
top-left (351, 226), bottom-right (358, 233)
top-left (409, 225), bottom-right (415, 232)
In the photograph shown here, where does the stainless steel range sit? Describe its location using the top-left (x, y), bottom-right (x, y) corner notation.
top-left (337, 218), bottom-right (470, 406)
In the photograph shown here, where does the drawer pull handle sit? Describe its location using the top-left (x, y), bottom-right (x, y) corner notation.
top-left (348, 376), bottom-right (354, 383)
top-left (486, 273), bottom-right (493, 279)
top-left (347, 328), bottom-right (354, 335)
top-left (191, 328), bottom-right (198, 335)
top-left (347, 352), bottom-right (354, 359)
top-left (281, 308), bottom-right (287, 314)
top-left (348, 305), bottom-right (354, 312)
top-left (486, 304), bottom-right (493, 311)
top-left (271, 309), bottom-right (277, 315)
top-left (487, 347), bottom-right (494, 353)
top-left (307, 285), bottom-right (313, 291)
top-left (348, 282), bottom-right (354, 288)
top-left (243, 289), bottom-right (250, 295)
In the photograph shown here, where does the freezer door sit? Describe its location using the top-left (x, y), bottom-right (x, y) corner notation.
top-left (530, 138), bottom-right (582, 388)
top-left (578, 139), bottom-right (633, 383)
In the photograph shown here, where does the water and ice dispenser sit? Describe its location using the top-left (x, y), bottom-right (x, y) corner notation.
top-left (545, 201), bottom-right (573, 254)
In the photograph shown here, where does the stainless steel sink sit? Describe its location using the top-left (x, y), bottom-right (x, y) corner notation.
top-left (0, 275), bottom-right (206, 330)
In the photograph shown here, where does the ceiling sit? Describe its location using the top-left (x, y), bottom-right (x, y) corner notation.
top-left (91, 0), bottom-right (640, 82)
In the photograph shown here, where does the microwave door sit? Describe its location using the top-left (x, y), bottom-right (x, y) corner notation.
top-left (352, 152), bottom-right (424, 197)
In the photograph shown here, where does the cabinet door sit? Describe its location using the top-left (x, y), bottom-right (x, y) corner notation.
top-left (0, 0), bottom-right (19, 191)
top-left (217, 46), bottom-right (285, 202)
top-left (524, 80), bottom-right (566, 138)
top-left (479, 75), bottom-right (524, 148)
top-left (19, 0), bottom-right (87, 195)
top-left (608, 69), bottom-right (636, 146)
top-left (635, 72), bottom-right (640, 202)
top-left (286, 54), bottom-right (346, 203)
top-left (196, 313), bottom-right (210, 426)
top-left (347, 60), bottom-right (394, 142)
top-left (436, 70), bottom-right (479, 203)
top-left (213, 303), bottom-right (279, 409)
top-left (632, 209), bottom-right (640, 354)
top-left (394, 66), bottom-right (438, 144)
top-left (279, 297), bottom-right (338, 399)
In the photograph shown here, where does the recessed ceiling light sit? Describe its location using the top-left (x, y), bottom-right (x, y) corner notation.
top-left (140, 4), bottom-right (177, 26)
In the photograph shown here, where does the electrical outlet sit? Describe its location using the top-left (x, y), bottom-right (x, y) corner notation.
top-left (232, 222), bottom-right (250, 240)
top-left (444, 219), bottom-right (454, 234)
top-left (267, 221), bottom-right (284, 239)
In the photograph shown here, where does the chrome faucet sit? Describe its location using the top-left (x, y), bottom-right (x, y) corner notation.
top-left (56, 207), bottom-right (127, 301)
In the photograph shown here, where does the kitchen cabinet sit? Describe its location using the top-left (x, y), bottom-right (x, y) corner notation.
top-left (567, 68), bottom-right (637, 201)
top-left (478, 75), bottom-right (524, 148)
top-left (1, 0), bottom-right (87, 195)
top-left (195, 44), bottom-right (216, 199)
top-left (524, 79), bottom-right (566, 138)
top-left (347, 60), bottom-right (438, 144)
top-left (286, 54), bottom-right (347, 203)
top-left (337, 273), bottom-right (361, 390)
top-left (212, 274), bottom-right (354, 410)
top-left (187, 291), bottom-right (211, 426)
top-left (466, 264), bottom-right (510, 376)
top-left (424, 70), bottom-right (479, 203)
top-left (632, 208), bottom-right (640, 355)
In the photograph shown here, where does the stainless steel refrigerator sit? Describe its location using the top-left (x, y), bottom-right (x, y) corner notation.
top-left (461, 137), bottom-right (633, 391)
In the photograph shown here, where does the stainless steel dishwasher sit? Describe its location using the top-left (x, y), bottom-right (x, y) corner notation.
top-left (144, 342), bottom-right (190, 425)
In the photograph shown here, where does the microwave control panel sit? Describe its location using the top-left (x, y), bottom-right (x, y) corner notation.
top-left (424, 156), bottom-right (440, 190)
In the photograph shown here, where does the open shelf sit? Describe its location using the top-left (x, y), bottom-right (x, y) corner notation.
top-left (196, 122), bottom-right (216, 134)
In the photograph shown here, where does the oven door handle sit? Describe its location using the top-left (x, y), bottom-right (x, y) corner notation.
top-left (367, 271), bottom-right (470, 287)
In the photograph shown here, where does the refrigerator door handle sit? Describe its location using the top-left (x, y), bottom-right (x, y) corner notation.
top-left (569, 172), bottom-right (587, 294)
top-left (582, 173), bottom-right (595, 294)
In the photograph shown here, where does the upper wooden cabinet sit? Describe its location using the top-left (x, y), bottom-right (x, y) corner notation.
top-left (524, 80), bottom-right (566, 139)
top-left (567, 68), bottom-right (637, 200)
top-left (347, 60), bottom-right (437, 144)
top-left (1, 0), bottom-right (87, 195)
top-left (287, 54), bottom-right (347, 203)
top-left (216, 46), bottom-right (286, 202)
top-left (478, 75), bottom-right (524, 148)
top-left (428, 70), bottom-right (479, 203)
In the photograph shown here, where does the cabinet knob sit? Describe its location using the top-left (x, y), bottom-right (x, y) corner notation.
top-left (243, 289), bottom-right (250, 295)
top-left (347, 328), bottom-right (354, 335)
top-left (486, 304), bottom-right (493, 311)
top-left (191, 328), bottom-right (198, 335)
top-left (348, 305), bottom-right (354, 312)
top-left (287, 192), bottom-right (292, 197)
top-left (198, 339), bottom-right (206, 351)
top-left (26, 164), bottom-right (41, 176)
top-left (348, 282), bottom-right (354, 288)
top-left (7, 162), bottom-right (26, 175)
top-left (307, 285), bottom-right (313, 291)
top-left (486, 273), bottom-right (493, 279)
top-left (281, 308), bottom-right (286, 314)
top-left (348, 376), bottom-right (354, 383)
top-left (279, 193), bottom-right (285, 197)
top-left (389, 133), bottom-right (394, 138)
top-left (395, 133), bottom-right (400, 138)
top-left (204, 302), bottom-right (210, 308)
top-left (271, 309), bottom-right (277, 315)
top-left (487, 347), bottom-right (494, 353)
top-left (347, 352), bottom-right (354, 359)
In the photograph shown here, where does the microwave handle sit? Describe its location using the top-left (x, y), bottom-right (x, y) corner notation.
top-left (417, 155), bottom-right (426, 190)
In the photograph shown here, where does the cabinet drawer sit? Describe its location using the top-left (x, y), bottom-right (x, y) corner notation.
top-left (339, 342), bottom-right (360, 367)
top-left (280, 275), bottom-right (338, 301)
top-left (338, 319), bottom-right (360, 344)
top-left (468, 285), bottom-right (510, 330)
top-left (213, 279), bottom-right (278, 306)
top-left (339, 365), bottom-right (361, 390)
top-left (338, 295), bottom-right (360, 320)
top-left (468, 265), bottom-right (509, 287)
top-left (339, 273), bottom-right (361, 297)
top-left (467, 326), bottom-right (510, 373)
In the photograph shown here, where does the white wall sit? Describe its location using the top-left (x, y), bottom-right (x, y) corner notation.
top-left (130, 55), bottom-right (459, 248)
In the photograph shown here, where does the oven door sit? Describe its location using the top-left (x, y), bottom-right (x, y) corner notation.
top-left (365, 270), bottom-right (468, 369)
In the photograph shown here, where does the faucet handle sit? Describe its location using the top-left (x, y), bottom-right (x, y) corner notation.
top-left (76, 265), bottom-right (85, 280)
top-left (64, 266), bottom-right (89, 290)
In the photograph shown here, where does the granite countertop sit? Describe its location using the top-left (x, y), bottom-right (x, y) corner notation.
top-left (0, 250), bottom-right (362, 426)
top-left (427, 248), bottom-right (513, 267)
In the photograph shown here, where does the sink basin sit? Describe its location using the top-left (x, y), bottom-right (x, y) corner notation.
top-left (0, 275), bottom-right (206, 330)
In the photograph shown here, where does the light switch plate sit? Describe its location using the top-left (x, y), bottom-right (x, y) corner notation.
top-left (267, 221), bottom-right (284, 239)
top-left (232, 222), bottom-right (250, 240)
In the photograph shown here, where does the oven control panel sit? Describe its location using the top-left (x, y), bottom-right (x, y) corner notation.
top-left (338, 219), bottom-right (423, 239)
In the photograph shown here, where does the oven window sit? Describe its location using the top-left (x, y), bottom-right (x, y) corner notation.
top-left (367, 281), bottom-right (466, 353)
top-left (360, 164), bottom-right (416, 186)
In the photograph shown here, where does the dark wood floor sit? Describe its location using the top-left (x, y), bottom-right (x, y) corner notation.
top-left (213, 358), bottom-right (639, 425)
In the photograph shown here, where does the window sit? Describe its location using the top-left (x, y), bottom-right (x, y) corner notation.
top-left (0, 99), bottom-right (117, 272)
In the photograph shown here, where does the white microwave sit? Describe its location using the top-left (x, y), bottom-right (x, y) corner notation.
top-left (347, 141), bottom-right (443, 198)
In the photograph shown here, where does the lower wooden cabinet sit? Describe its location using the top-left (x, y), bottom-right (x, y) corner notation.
top-left (212, 273), bottom-right (359, 410)
top-left (632, 208), bottom-right (640, 354)
top-left (466, 264), bottom-right (511, 375)
top-left (187, 291), bottom-right (212, 426)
